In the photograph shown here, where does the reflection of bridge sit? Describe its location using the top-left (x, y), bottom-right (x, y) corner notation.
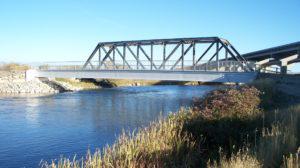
top-left (26, 37), bottom-right (258, 83)
top-left (242, 41), bottom-right (300, 74)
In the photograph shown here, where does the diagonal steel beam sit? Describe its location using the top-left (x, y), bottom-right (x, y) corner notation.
top-left (194, 42), bottom-right (215, 66)
top-left (208, 45), bottom-right (223, 62)
top-left (219, 40), bottom-right (250, 71)
top-left (115, 47), bottom-right (132, 69)
top-left (97, 46), bottom-right (115, 69)
top-left (218, 40), bottom-right (240, 62)
top-left (158, 43), bottom-right (181, 69)
top-left (126, 46), bottom-right (146, 69)
top-left (230, 45), bottom-right (247, 62)
top-left (83, 44), bottom-right (100, 69)
top-left (138, 45), bottom-right (158, 69)
top-left (170, 43), bottom-right (193, 70)
top-left (88, 62), bottom-right (95, 69)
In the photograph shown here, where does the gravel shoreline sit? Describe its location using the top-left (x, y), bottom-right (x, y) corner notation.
top-left (0, 71), bottom-right (60, 94)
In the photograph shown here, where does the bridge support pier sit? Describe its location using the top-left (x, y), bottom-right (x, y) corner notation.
top-left (280, 65), bottom-right (287, 74)
top-left (279, 54), bottom-right (298, 74)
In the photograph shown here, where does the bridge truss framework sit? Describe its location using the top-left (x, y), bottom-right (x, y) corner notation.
top-left (83, 37), bottom-right (252, 72)
top-left (27, 37), bottom-right (258, 83)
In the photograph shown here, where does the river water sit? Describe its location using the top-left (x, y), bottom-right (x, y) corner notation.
top-left (0, 85), bottom-right (216, 168)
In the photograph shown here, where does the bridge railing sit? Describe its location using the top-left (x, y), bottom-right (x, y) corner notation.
top-left (35, 60), bottom-right (255, 72)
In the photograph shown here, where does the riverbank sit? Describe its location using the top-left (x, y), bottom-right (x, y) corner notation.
top-left (42, 79), bottom-right (300, 168)
top-left (0, 71), bottom-right (58, 94)
top-left (0, 70), bottom-right (208, 94)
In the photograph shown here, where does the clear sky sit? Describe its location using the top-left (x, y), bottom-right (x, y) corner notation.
top-left (0, 0), bottom-right (299, 70)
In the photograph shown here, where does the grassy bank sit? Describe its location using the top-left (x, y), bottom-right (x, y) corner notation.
top-left (42, 79), bottom-right (300, 168)
top-left (54, 78), bottom-right (203, 90)
top-left (55, 78), bottom-right (100, 90)
top-left (98, 79), bottom-right (201, 87)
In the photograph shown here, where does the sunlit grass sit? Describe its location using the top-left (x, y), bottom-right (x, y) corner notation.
top-left (42, 80), bottom-right (300, 168)
top-left (55, 78), bottom-right (99, 89)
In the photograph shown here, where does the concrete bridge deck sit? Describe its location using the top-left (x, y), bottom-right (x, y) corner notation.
top-left (27, 69), bottom-right (257, 83)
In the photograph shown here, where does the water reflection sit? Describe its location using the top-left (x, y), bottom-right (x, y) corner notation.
top-left (25, 98), bottom-right (41, 125)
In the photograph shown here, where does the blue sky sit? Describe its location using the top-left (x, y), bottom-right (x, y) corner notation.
top-left (0, 0), bottom-right (299, 70)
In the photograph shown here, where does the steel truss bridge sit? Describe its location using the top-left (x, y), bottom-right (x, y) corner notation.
top-left (26, 37), bottom-right (257, 83)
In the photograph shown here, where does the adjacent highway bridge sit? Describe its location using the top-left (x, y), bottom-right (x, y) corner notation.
top-left (242, 41), bottom-right (300, 74)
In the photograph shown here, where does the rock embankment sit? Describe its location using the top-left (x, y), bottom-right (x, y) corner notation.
top-left (0, 71), bottom-right (59, 94)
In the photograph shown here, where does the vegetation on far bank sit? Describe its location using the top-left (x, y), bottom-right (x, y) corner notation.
top-left (0, 63), bottom-right (30, 71)
top-left (55, 78), bottom-right (100, 90)
top-left (54, 78), bottom-right (203, 90)
top-left (103, 79), bottom-right (201, 87)
top-left (42, 79), bottom-right (300, 168)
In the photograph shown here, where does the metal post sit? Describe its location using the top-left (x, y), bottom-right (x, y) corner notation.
top-left (137, 45), bottom-right (140, 70)
top-left (225, 49), bottom-right (228, 71)
top-left (192, 42), bottom-right (195, 70)
top-left (123, 44), bottom-right (126, 69)
top-left (150, 43), bottom-right (153, 70)
top-left (113, 46), bottom-right (116, 69)
top-left (181, 43), bottom-right (184, 70)
top-left (216, 42), bottom-right (219, 71)
top-left (163, 43), bottom-right (166, 70)
top-left (98, 47), bottom-right (101, 69)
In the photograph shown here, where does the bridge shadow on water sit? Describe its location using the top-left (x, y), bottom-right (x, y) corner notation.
top-left (78, 78), bottom-right (223, 88)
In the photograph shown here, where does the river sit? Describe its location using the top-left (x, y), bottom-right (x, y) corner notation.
top-left (0, 85), bottom-right (216, 168)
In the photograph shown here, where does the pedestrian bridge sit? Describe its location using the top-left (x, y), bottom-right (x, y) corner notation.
top-left (26, 37), bottom-right (257, 83)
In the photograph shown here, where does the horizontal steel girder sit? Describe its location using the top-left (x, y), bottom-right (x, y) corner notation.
top-left (30, 70), bottom-right (257, 83)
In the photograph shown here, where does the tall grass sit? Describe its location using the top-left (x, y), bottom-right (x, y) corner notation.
top-left (207, 148), bottom-right (261, 168)
top-left (282, 148), bottom-right (300, 168)
top-left (42, 80), bottom-right (300, 168)
top-left (42, 111), bottom-right (197, 167)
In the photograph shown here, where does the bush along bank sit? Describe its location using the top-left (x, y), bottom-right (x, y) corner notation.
top-left (42, 80), bottom-right (300, 168)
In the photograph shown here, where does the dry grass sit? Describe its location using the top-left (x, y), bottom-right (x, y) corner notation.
top-left (55, 78), bottom-right (99, 89)
top-left (101, 79), bottom-right (201, 87)
top-left (42, 111), bottom-right (196, 168)
top-left (207, 149), bottom-right (261, 168)
top-left (282, 148), bottom-right (300, 168)
top-left (104, 79), bottom-right (159, 86)
top-left (41, 81), bottom-right (300, 168)
top-left (0, 63), bottom-right (30, 71)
